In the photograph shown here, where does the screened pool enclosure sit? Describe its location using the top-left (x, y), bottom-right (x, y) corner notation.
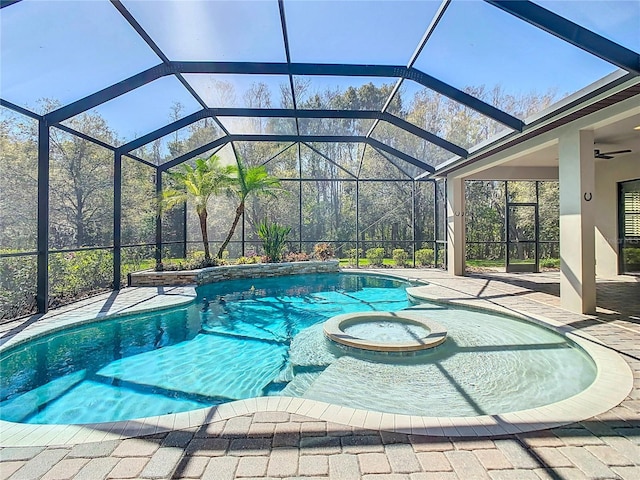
top-left (1, 0), bottom-right (639, 319)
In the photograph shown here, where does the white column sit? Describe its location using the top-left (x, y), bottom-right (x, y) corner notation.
top-left (447, 176), bottom-right (465, 276)
top-left (558, 129), bottom-right (596, 314)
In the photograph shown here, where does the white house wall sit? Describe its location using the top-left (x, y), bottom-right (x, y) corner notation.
top-left (595, 154), bottom-right (640, 278)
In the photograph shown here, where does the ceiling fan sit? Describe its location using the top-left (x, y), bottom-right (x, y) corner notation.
top-left (594, 148), bottom-right (632, 159)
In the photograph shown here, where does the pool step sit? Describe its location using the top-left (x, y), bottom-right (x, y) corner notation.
top-left (288, 323), bottom-right (340, 368)
top-left (279, 370), bottom-right (324, 397)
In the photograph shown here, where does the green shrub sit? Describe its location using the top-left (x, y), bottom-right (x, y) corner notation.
top-left (0, 252), bottom-right (37, 319)
top-left (345, 248), bottom-right (363, 266)
top-left (49, 250), bottom-right (113, 305)
top-left (392, 248), bottom-right (408, 267)
top-left (313, 243), bottom-right (334, 261)
top-left (236, 255), bottom-right (261, 265)
top-left (366, 247), bottom-right (385, 267)
top-left (257, 219), bottom-right (291, 263)
top-left (162, 256), bottom-right (219, 271)
top-left (415, 248), bottom-right (434, 266)
top-left (121, 246), bottom-right (155, 280)
top-left (540, 257), bottom-right (560, 268)
top-left (624, 247), bottom-right (640, 266)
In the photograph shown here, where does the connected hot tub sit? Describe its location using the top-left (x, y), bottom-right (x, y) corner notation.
top-left (323, 311), bottom-right (447, 353)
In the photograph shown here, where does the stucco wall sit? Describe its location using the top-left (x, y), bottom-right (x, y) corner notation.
top-left (595, 155), bottom-right (640, 277)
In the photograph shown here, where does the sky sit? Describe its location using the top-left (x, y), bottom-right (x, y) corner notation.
top-left (1, 0), bottom-right (638, 143)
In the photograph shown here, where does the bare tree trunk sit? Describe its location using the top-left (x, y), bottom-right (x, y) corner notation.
top-left (199, 209), bottom-right (210, 260)
top-left (217, 202), bottom-right (244, 259)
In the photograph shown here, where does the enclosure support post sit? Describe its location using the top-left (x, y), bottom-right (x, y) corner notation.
top-left (434, 180), bottom-right (439, 268)
top-left (183, 201), bottom-right (188, 259)
top-left (504, 181), bottom-right (508, 268)
top-left (412, 181), bottom-right (417, 267)
top-left (113, 150), bottom-right (122, 289)
top-left (356, 180), bottom-right (360, 267)
top-left (298, 143), bottom-right (303, 253)
top-left (155, 170), bottom-right (163, 268)
top-left (559, 129), bottom-right (596, 314)
top-left (37, 119), bottom-right (50, 314)
top-left (535, 181), bottom-right (540, 273)
top-left (447, 176), bottom-right (465, 276)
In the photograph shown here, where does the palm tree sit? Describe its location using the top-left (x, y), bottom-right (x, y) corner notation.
top-left (162, 155), bottom-right (233, 262)
top-left (217, 158), bottom-right (283, 259)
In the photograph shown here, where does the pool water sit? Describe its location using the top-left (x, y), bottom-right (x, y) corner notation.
top-left (0, 274), bottom-right (409, 424)
top-left (0, 273), bottom-right (597, 424)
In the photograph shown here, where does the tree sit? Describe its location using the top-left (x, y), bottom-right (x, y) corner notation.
top-left (48, 111), bottom-right (116, 248)
top-left (217, 158), bottom-right (283, 259)
top-left (162, 155), bottom-right (233, 261)
top-left (167, 101), bottom-right (185, 158)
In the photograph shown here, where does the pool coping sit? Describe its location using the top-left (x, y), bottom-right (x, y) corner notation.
top-left (323, 311), bottom-right (447, 352)
top-left (0, 272), bottom-right (633, 446)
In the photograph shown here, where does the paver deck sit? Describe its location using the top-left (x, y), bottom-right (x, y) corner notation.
top-left (1, 269), bottom-right (638, 479)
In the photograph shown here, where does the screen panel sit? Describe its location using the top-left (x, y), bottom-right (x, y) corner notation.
top-left (391, 81), bottom-right (513, 150)
top-left (62, 77), bottom-right (202, 144)
top-left (300, 143), bottom-right (359, 180)
top-left (184, 74), bottom-right (291, 109)
top-left (0, 255), bottom-right (37, 320)
top-left (0, 0), bottom-right (160, 109)
top-left (301, 180), bottom-right (356, 247)
top-left (358, 181), bottom-right (413, 259)
top-left (122, 0), bottom-right (286, 62)
top-left (285, 0), bottom-right (440, 64)
top-left (0, 107), bottom-right (38, 252)
top-left (48, 249), bottom-right (114, 307)
top-left (359, 146), bottom-right (413, 180)
top-left (132, 118), bottom-right (224, 165)
top-left (122, 157), bottom-right (156, 246)
top-left (293, 77), bottom-right (399, 111)
top-left (534, 0), bottom-right (640, 52)
top-left (49, 127), bottom-right (114, 250)
top-left (413, 0), bottom-right (619, 121)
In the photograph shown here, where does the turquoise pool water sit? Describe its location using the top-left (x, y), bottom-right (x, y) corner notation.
top-left (0, 273), bottom-right (596, 424)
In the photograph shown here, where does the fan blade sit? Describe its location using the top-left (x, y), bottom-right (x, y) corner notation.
top-left (601, 155), bottom-right (614, 159)
top-left (601, 149), bottom-right (632, 155)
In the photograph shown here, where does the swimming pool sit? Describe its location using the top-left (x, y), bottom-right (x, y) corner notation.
top-left (0, 273), bottom-right (597, 425)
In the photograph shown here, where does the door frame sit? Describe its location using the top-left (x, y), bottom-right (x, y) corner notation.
top-left (618, 179), bottom-right (640, 275)
top-left (505, 201), bottom-right (539, 273)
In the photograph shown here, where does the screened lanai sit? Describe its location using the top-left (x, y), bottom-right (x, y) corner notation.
top-left (1, 0), bottom-right (639, 320)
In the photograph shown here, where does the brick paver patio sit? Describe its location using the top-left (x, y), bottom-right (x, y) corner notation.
top-left (1, 270), bottom-right (638, 479)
